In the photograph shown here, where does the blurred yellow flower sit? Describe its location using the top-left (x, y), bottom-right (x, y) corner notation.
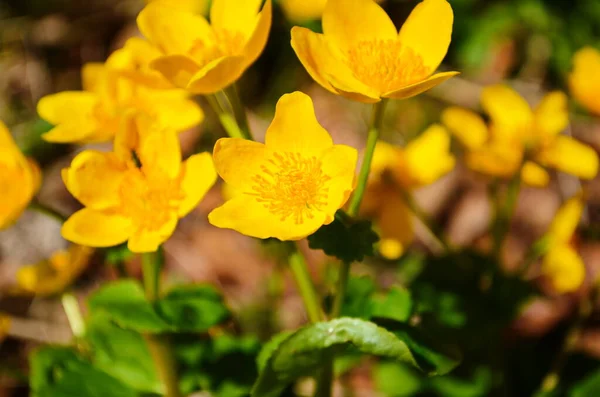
top-left (362, 125), bottom-right (455, 259)
top-left (209, 91), bottom-right (357, 240)
top-left (15, 245), bottom-right (94, 296)
top-left (145, 0), bottom-right (209, 14)
top-left (37, 39), bottom-right (203, 144)
top-left (0, 121), bottom-right (41, 230)
top-left (0, 313), bottom-right (9, 343)
top-left (137, 0), bottom-right (272, 94)
top-left (291, 0), bottom-right (458, 103)
top-left (442, 85), bottom-right (599, 186)
top-left (569, 47), bottom-right (600, 116)
top-left (281, 0), bottom-right (327, 22)
top-left (541, 196), bottom-right (585, 293)
top-left (61, 117), bottom-right (217, 252)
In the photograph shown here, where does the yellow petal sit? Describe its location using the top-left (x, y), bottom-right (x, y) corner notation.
top-left (536, 136), bottom-right (599, 180)
top-left (208, 195), bottom-right (328, 240)
top-left (186, 55), bottom-right (246, 94)
top-left (212, 137), bottom-right (268, 189)
top-left (241, 0), bottom-right (272, 68)
top-left (521, 161), bottom-right (549, 187)
top-left (548, 195), bottom-right (584, 244)
top-left (403, 124), bottom-right (455, 187)
top-left (62, 209), bottom-right (132, 248)
top-left (137, 118), bottom-right (182, 179)
top-left (319, 144), bottom-right (359, 216)
top-left (377, 193), bottom-right (414, 253)
top-left (0, 120), bottom-right (22, 159)
top-left (323, 0), bottom-right (397, 51)
top-left (383, 71), bottom-right (459, 100)
top-left (569, 47), bottom-right (600, 116)
top-left (465, 142), bottom-right (522, 178)
top-left (542, 244), bottom-right (585, 293)
top-left (534, 91), bottom-right (569, 138)
top-left (265, 92), bottom-right (333, 153)
top-left (325, 70), bottom-right (383, 103)
top-left (370, 141), bottom-right (401, 182)
top-left (398, 0), bottom-right (453, 72)
top-left (481, 85), bottom-right (533, 139)
top-left (178, 152), bottom-right (218, 216)
top-left (282, 0), bottom-right (327, 22)
top-left (210, 0), bottom-right (263, 38)
top-left (441, 107), bottom-right (488, 149)
top-left (82, 62), bottom-right (105, 93)
top-left (151, 55), bottom-right (201, 89)
top-left (38, 92), bottom-right (100, 143)
top-left (0, 313), bottom-right (10, 342)
top-left (63, 151), bottom-right (126, 210)
top-left (150, 96), bottom-right (204, 132)
top-left (128, 213), bottom-right (178, 253)
top-left (137, 2), bottom-right (213, 55)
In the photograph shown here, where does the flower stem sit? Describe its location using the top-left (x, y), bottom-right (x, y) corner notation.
top-left (28, 201), bottom-right (67, 223)
top-left (206, 94), bottom-right (246, 139)
top-left (492, 172), bottom-right (522, 260)
top-left (289, 248), bottom-right (323, 323)
top-left (400, 189), bottom-right (450, 254)
top-left (223, 84), bottom-right (253, 140)
top-left (61, 293), bottom-right (85, 338)
top-left (347, 99), bottom-right (388, 217)
top-left (141, 249), bottom-right (182, 397)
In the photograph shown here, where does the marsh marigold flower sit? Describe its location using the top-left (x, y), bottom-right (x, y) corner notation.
top-left (291, 0), bottom-right (458, 103)
top-left (362, 125), bottom-right (455, 259)
top-left (137, 0), bottom-right (272, 94)
top-left (61, 117), bottom-right (217, 252)
top-left (145, 0), bottom-right (209, 14)
top-left (569, 47), bottom-right (600, 116)
top-left (541, 196), bottom-right (586, 293)
top-left (0, 121), bottom-right (41, 230)
top-left (442, 85), bottom-right (599, 186)
top-left (208, 92), bottom-right (357, 240)
top-left (15, 245), bottom-right (94, 296)
top-left (38, 39), bottom-right (203, 144)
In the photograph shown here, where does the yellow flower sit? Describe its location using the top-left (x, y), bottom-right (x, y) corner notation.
top-left (442, 85), bottom-right (599, 186)
top-left (569, 47), bottom-right (600, 116)
top-left (0, 121), bottom-right (41, 230)
top-left (145, 0), bottom-right (209, 14)
top-left (362, 125), bottom-right (455, 259)
top-left (208, 91), bottom-right (357, 240)
top-left (541, 195), bottom-right (586, 293)
top-left (37, 40), bottom-right (204, 144)
top-left (291, 0), bottom-right (459, 103)
top-left (61, 116), bottom-right (217, 252)
top-left (137, 0), bottom-right (272, 94)
top-left (15, 245), bottom-right (94, 296)
top-left (0, 313), bottom-right (9, 343)
top-left (281, 0), bottom-right (327, 22)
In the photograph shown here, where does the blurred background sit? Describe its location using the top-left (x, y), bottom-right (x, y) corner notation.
top-left (1, 0), bottom-right (600, 396)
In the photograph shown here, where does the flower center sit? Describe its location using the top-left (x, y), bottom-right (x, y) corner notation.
top-left (249, 152), bottom-right (331, 224)
top-left (346, 39), bottom-right (429, 93)
top-left (118, 166), bottom-right (184, 231)
top-left (189, 29), bottom-right (246, 69)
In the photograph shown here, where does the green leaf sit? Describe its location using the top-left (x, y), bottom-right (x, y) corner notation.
top-left (571, 367), bottom-right (600, 397)
top-left (86, 318), bottom-right (161, 394)
top-left (429, 367), bottom-right (493, 397)
top-left (30, 346), bottom-right (137, 397)
top-left (308, 211), bottom-right (379, 263)
top-left (257, 331), bottom-right (294, 372)
top-left (339, 276), bottom-right (376, 319)
top-left (374, 362), bottom-right (423, 397)
top-left (104, 244), bottom-right (134, 267)
top-left (370, 287), bottom-right (413, 323)
top-left (156, 285), bottom-right (230, 332)
top-left (252, 317), bottom-right (420, 397)
top-left (87, 280), bottom-right (169, 333)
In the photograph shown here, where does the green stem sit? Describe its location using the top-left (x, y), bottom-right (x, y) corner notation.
top-left (206, 94), bottom-right (246, 139)
top-left (516, 237), bottom-right (550, 277)
top-left (347, 99), bottom-right (388, 217)
top-left (314, 362), bottom-right (334, 397)
top-left (400, 189), bottom-right (450, 253)
top-left (289, 248), bottom-right (323, 323)
top-left (223, 84), bottom-right (252, 140)
top-left (28, 201), bottom-right (67, 223)
top-left (492, 172), bottom-right (522, 260)
top-left (61, 293), bottom-right (85, 338)
top-left (141, 249), bottom-right (182, 397)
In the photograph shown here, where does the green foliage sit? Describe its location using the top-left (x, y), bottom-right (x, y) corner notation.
top-left (308, 211), bottom-right (379, 263)
top-left (30, 346), bottom-right (137, 397)
top-left (374, 362), bottom-right (423, 397)
top-left (570, 366), bottom-right (600, 397)
top-left (371, 287), bottom-right (413, 323)
top-left (88, 280), bottom-right (230, 333)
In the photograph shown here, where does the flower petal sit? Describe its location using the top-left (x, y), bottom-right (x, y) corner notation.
top-left (186, 55), bottom-right (246, 94)
top-left (534, 91), bottom-right (569, 138)
top-left (265, 92), bottom-right (333, 153)
top-left (481, 85), bottom-right (533, 139)
top-left (63, 151), bottom-right (126, 210)
top-left (38, 92), bottom-right (99, 143)
top-left (536, 135), bottom-right (599, 180)
top-left (62, 209), bottom-right (132, 248)
top-left (128, 213), bottom-right (178, 253)
top-left (151, 96), bottom-right (204, 132)
top-left (383, 71), bottom-right (459, 100)
top-left (403, 124), bottom-right (455, 187)
top-left (212, 137), bottom-right (268, 189)
top-left (210, 0), bottom-right (263, 38)
top-left (398, 0), bottom-right (453, 72)
top-left (322, 0), bottom-right (397, 51)
top-left (178, 152), bottom-right (218, 216)
top-left (521, 161), bottom-right (549, 187)
top-left (542, 244), bottom-right (585, 293)
top-left (137, 118), bottom-right (182, 179)
top-left (548, 195), bottom-right (583, 244)
top-left (319, 144), bottom-right (359, 217)
top-left (377, 193), bottom-right (414, 257)
top-left (82, 63), bottom-right (105, 93)
top-left (137, 2), bottom-right (213, 55)
top-left (441, 107), bottom-right (488, 149)
top-left (569, 47), bottom-right (600, 116)
top-left (150, 55), bottom-right (201, 89)
top-left (0, 121), bottom-right (22, 159)
top-left (208, 195), bottom-right (327, 240)
top-left (242, 0), bottom-right (272, 68)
